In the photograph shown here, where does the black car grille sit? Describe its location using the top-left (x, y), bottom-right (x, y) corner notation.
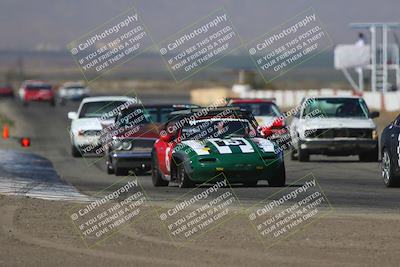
top-left (305, 128), bottom-right (372, 139)
top-left (130, 138), bottom-right (156, 151)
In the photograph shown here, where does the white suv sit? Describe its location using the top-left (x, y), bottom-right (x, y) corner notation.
top-left (290, 96), bottom-right (379, 162)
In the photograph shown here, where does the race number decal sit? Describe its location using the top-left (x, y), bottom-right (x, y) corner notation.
top-left (209, 139), bottom-right (232, 154)
top-left (252, 137), bottom-right (275, 153)
top-left (215, 139), bottom-right (245, 146)
top-left (210, 138), bottom-right (254, 154)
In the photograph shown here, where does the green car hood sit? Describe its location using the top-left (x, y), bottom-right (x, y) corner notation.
top-left (175, 137), bottom-right (276, 156)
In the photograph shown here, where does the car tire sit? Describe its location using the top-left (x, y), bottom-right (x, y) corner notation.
top-left (151, 155), bottom-right (169, 187)
top-left (71, 145), bottom-right (81, 157)
top-left (382, 148), bottom-right (400, 187)
top-left (177, 163), bottom-right (194, 188)
top-left (50, 100), bottom-right (55, 107)
top-left (268, 161), bottom-right (286, 187)
top-left (22, 101), bottom-right (28, 107)
top-left (135, 167), bottom-right (151, 176)
top-left (359, 147), bottom-right (379, 162)
top-left (106, 161), bottom-right (114, 174)
top-left (115, 168), bottom-right (128, 176)
top-left (290, 147), bottom-right (298, 160)
top-left (243, 181), bottom-right (258, 187)
top-left (298, 147), bottom-right (310, 162)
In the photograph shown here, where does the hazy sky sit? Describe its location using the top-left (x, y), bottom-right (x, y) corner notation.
top-left (1, 0), bottom-right (399, 50)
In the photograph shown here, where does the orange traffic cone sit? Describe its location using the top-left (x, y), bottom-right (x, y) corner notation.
top-left (2, 125), bottom-right (9, 139)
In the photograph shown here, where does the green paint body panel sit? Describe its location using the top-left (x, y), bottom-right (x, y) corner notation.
top-left (173, 138), bottom-right (284, 183)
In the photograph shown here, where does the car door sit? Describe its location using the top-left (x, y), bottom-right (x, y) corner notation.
top-left (155, 121), bottom-right (178, 177)
top-left (389, 115), bottom-right (400, 175)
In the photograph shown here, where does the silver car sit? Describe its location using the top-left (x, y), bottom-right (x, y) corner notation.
top-left (58, 82), bottom-right (90, 105)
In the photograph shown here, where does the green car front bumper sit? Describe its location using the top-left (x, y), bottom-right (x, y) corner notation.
top-left (182, 152), bottom-right (283, 183)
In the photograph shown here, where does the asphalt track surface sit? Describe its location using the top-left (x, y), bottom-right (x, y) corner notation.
top-left (0, 149), bottom-right (89, 201)
top-left (2, 96), bottom-right (399, 212)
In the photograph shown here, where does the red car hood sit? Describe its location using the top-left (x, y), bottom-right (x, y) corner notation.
top-left (25, 89), bottom-right (53, 98)
top-left (0, 87), bottom-right (12, 93)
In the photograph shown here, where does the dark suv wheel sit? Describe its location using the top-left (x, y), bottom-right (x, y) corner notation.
top-left (382, 148), bottom-right (400, 187)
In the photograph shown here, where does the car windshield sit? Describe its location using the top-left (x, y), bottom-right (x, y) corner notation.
top-left (232, 102), bottom-right (281, 117)
top-left (180, 119), bottom-right (254, 140)
top-left (65, 86), bottom-right (85, 90)
top-left (160, 106), bottom-right (199, 122)
top-left (144, 107), bottom-right (162, 123)
top-left (26, 84), bottom-right (52, 90)
top-left (394, 115), bottom-right (400, 126)
top-left (124, 106), bottom-right (197, 124)
top-left (118, 108), bottom-right (152, 126)
top-left (0, 83), bottom-right (11, 88)
top-left (117, 106), bottom-right (180, 126)
top-left (160, 107), bottom-right (176, 122)
top-left (79, 101), bottom-right (126, 118)
top-left (302, 98), bottom-right (369, 118)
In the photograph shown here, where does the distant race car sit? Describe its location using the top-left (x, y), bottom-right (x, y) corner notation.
top-left (57, 81), bottom-right (90, 105)
top-left (381, 113), bottom-right (400, 187)
top-left (151, 107), bottom-right (286, 188)
top-left (68, 96), bottom-right (136, 157)
top-left (290, 96), bottom-right (379, 162)
top-left (0, 83), bottom-right (14, 97)
top-left (227, 98), bottom-right (290, 147)
top-left (18, 80), bottom-right (55, 106)
top-left (104, 104), bottom-right (199, 175)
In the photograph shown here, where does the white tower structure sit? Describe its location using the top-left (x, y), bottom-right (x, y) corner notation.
top-left (334, 23), bottom-right (400, 92)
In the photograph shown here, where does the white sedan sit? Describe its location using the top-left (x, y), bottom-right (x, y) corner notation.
top-left (68, 96), bottom-right (137, 157)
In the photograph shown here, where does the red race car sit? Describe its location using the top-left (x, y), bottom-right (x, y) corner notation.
top-left (18, 80), bottom-right (55, 106)
top-left (227, 98), bottom-right (291, 148)
top-left (0, 83), bottom-right (14, 97)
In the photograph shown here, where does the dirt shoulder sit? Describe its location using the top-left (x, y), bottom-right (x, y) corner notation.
top-left (0, 195), bottom-right (399, 267)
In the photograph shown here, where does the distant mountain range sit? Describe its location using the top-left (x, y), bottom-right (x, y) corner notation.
top-left (0, 49), bottom-right (347, 85)
top-left (1, 0), bottom-right (399, 50)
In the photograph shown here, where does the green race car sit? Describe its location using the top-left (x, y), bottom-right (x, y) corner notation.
top-left (151, 107), bottom-right (286, 188)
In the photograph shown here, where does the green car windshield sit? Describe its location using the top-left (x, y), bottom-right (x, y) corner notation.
top-left (180, 119), bottom-right (255, 141)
